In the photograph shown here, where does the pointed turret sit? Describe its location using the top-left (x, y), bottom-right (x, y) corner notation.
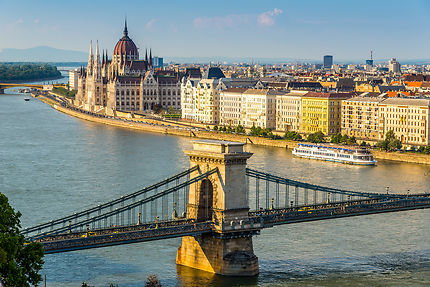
top-left (145, 49), bottom-right (148, 62)
top-left (87, 41), bottom-right (94, 76)
top-left (124, 18), bottom-right (128, 37)
top-left (95, 41), bottom-right (100, 64)
top-left (149, 49), bottom-right (153, 67)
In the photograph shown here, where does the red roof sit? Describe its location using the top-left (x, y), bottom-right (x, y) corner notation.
top-left (114, 35), bottom-right (139, 57)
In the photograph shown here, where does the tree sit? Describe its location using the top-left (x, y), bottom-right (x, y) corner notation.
top-left (346, 136), bottom-right (356, 145)
top-left (377, 130), bottom-right (402, 151)
top-left (284, 131), bottom-right (302, 141)
top-left (0, 193), bottom-right (44, 287)
top-left (307, 131), bottom-right (325, 143)
top-left (330, 133), bottom-right (342, 144)
top-left (235, 125), bottom-right (245, 134)
top-left (145, 274), bottom-right (162, 287)
top-left (168, 106), bottom-right (175, 115)
top-left (213, 125), bottom-right (218, 131)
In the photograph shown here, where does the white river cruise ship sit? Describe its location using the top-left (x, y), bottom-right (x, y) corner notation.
top-left (292, 143), bottom-right (377, 165)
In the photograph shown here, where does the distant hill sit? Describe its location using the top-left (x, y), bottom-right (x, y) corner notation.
top-left (0, 46), bottom-right (88, 62)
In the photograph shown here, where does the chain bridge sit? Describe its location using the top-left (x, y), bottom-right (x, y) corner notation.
top-left (23, 140), bottom-right (430, 276)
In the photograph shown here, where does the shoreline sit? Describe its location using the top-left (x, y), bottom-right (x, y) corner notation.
top-left (34, 93), bottom-right (430, 166)
top-left (1, 75), bottom-right (64, 84)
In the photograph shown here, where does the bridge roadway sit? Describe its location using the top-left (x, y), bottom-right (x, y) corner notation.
top-left (35, 195), bottom-right (430, 254)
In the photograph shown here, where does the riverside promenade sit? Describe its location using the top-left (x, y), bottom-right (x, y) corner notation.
top-left (33, 91), bottom-right (430, 165)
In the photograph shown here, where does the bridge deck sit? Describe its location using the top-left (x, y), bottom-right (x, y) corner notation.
top-left (34, 196), bottom-right (430, 254)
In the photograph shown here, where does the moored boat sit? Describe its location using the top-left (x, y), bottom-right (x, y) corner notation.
top-left (292, 143), bottom-right (376, 165)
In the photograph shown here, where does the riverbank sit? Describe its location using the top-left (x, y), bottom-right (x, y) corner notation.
top-left (1, 75), bottom-right (64, 84)
top-left (34, 93), bottom-right (430, 165)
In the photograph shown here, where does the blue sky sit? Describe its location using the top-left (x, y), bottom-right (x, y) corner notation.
top-left (1, 0), bottom-right (430, 61)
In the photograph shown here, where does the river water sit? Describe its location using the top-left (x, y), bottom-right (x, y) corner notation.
top-left (1, 88), bottom-right (430, 286)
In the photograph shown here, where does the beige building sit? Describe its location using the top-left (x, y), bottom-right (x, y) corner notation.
top-left (341, 95), bottom-right (386, 140)
top-left (219, 88), bottom-right (248, 126)
top-left (68, 68), bottom-right (79, 91)
top-left (379, 98), bottom-right (430, 146)
top-left (275, 90), bottom-right (307, 132)
top-left (180, 70), bottom-right (261, 124)
top-left (242, 89), bottom-right (278, 129)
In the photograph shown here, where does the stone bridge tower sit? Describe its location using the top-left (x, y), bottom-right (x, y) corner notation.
top-left (176, 140), bottom-right (259, 276)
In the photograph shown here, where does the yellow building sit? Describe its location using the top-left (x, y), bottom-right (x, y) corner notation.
top-left (301, 92), bottom-right (353, 135)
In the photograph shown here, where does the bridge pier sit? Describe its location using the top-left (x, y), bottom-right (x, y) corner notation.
top-left (176, 140), bottom-right (259, 276)
top-left (0, 88), bottom-right (4, 94)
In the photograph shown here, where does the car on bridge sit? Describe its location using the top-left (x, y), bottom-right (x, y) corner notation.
top-left (81, 231), bottom-right (96, 238)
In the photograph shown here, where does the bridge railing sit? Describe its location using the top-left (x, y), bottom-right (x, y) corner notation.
top-left (26, 168), bottom-right (218, 241)
top-left (246, 168), bottom-right (418, 212)
top-left (23, 167), bottom-right (198, 236)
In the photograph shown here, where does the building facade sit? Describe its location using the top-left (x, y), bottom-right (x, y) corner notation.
top-left (75, 21), bottom-right (180, 114)
top-left (275, 91), bottom-right (307, 132)
top-left (68, 68), bottom-right (79, 91)
top-left (379, 98), bottom-right (430, 146)
top-left (219, 88), bottom-right (247, 126)
top-left (341, 95), bottom-right (386, 140)
top-left (300, 92), bottom-right (352, 135)
top-left (241, 89), bottom-right (278, 129)
top-left (180, 70), bottom-right (262, 124)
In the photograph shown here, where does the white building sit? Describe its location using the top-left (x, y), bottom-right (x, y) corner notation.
top-left (180, 68), bottom-right (262, 124)
top-left (275, 90), bottom-right (307, 132)
top-left (242, 89), bottom-right (278, 129)
top-left (388, 58), bottom-right (401, 74)
top-left (219, 88), bottom-right (248, 126)
top-left (68, 68), bottom-right (80, 91)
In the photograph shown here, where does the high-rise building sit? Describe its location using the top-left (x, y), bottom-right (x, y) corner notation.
top-left (366, 50), bottom-right (374, 66)
top-left (388, 58), bottom-right (401, 74)
top-left (323, 55), bottom-right (333, 69)
top-left (152, 56), bottom-right (163, 68)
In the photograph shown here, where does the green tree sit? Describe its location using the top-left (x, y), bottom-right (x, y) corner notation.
top-left (424, 146), bottom-right (430, 154)
top-left (284, 131), bottom-right (302, 141)
top-left (377, 130), bottom-right (402, 151)
top-left (213, 125), bottom-right (218, 131)
top-left (235, 125), bottom-right (245, 134)
top-left (346, 136), bottom-right (356, 145)
top-left (307, 131), bottom-right (325, 143)
top-left (168, 106), bottom-right (175, 114)
top-left (330, 133), bottom-right (342, 144)
top-left (0, 192), bottom-right (44, 287)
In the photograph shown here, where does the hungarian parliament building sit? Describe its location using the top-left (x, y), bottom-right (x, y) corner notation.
top-left (73, 21), bottom-right (181, 115)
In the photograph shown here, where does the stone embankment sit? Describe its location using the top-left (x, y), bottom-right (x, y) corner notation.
top-left (34, 93), bottom-right (430, 165)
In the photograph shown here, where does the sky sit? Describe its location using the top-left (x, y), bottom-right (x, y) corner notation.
top-left (1, 0), bottom-right (430, 61)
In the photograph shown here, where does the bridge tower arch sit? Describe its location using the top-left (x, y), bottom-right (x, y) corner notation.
top-left (176, 140), bottom-right (259, 276)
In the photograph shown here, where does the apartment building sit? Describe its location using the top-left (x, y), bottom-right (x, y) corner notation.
top-left (275, 90), bottom-right (307, 132)
top-left (379, 98), bottom-right (430, 146)
top-left (342, 95), bottom-right (386, 140)
top-left (301, 92), bottom-right (353, 135)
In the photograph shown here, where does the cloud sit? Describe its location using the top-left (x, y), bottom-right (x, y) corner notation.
top-left (34, 19), bottom-right (40, 24)
top-left (258, 8), bottom-right (283, 27)
top-left (145, 19), bottom-right (157, 30)
top-left (193, 14), bottom-right (251, 29)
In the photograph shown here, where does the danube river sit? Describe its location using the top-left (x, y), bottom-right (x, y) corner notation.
top-left (1, 92), bottom-right (430, 286)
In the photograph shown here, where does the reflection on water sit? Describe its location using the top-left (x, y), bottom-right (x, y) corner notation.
top-left (1, 94), bottom-right (429, 286)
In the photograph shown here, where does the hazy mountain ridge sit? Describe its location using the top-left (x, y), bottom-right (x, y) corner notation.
top-left (0, 46), bottom-right (88, 62)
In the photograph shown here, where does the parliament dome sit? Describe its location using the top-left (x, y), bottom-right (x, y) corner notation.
top-left (113, 21), bottom-right (139, 59)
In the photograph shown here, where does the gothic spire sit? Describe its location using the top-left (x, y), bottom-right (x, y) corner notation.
top-left (145, 49), bottom-right (148, 62)
top-left (149, 49), bottom-right (153, 67)
top-left (123, 18), bottom-right (128, 37)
